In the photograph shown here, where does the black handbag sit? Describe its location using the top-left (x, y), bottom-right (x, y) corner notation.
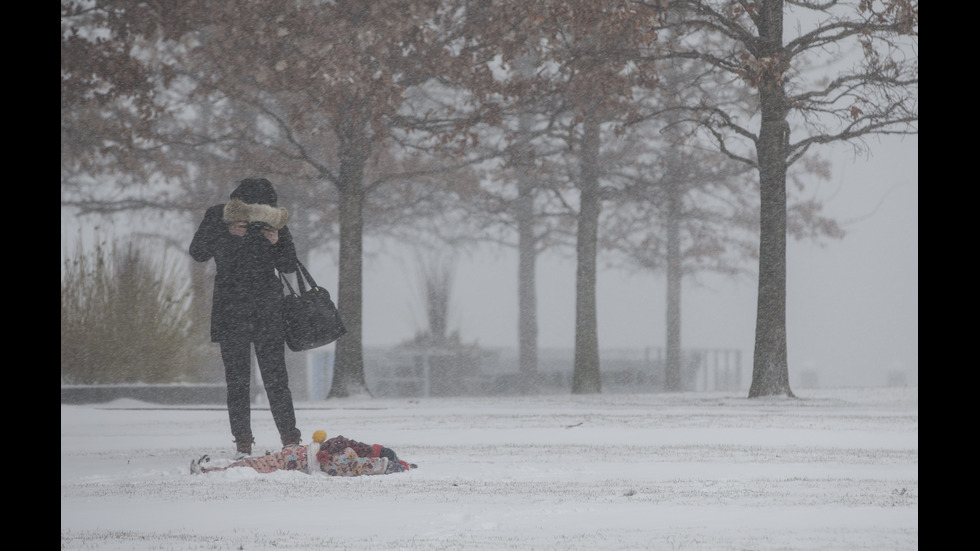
top-left (279, 259), bottom-right (347, 351)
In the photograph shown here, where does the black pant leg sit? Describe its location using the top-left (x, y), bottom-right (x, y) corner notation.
top-left (219, 339), bottom-right (253, 442)
top-left (253, 337), bottom-right (300, 445)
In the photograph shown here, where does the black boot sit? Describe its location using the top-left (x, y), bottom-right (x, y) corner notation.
top-left (281, 428), bottom-right (302, 447)
top-left (234, 437), bottom-right (254, 459)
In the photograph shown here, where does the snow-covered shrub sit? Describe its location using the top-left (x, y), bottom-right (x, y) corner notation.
top-left (61, 239), bottom-right (209, 384)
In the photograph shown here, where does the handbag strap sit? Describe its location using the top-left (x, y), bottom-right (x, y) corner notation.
top-left (295, 258), bottom-right (320, 292)
top-left (279, 269), bottom-right (299, 297)
top-left (278, 258), bottom-right (321, 296)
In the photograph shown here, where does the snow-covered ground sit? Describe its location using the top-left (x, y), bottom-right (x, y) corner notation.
top-left (61, 386), bottom-right (917, 550)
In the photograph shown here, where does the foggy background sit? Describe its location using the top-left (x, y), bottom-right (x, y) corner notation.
top-left (61, 3), bottom-right (917, 395)
top-left (350, 135), bottom-right (918, 389)
top-left (61, 133), bottom-right (917, 390)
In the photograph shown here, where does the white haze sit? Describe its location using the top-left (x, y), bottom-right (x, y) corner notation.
top-left (61, 134), bottom-right (917, 390)
top-left (356, 135), bottom-right (918, 389)
top-left (60, 386), bottom-right (918, 550)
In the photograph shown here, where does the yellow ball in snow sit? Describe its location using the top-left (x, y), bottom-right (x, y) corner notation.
top-left (312, 430), bottom-right (327, 443)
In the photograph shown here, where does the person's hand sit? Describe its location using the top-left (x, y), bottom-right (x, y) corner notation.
top-left (228, 221), bottom-right (247, 237)
top-left (262, 226), bottom-right (279, 245)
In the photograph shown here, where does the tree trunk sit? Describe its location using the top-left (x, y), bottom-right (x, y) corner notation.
top-left (748, 0), bottom-right (794, 398)
top-left (664, 182), bottom-right (683, 391)
top-left (329, 130), bottom-right (371, 398)
top-left (516, 178), bottom-right (539, 391)
top-left (514, 50), bottom-right (539, 391)
top-left (572, 109), bottom-right (602, 394)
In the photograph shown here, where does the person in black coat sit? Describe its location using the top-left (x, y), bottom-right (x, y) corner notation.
top-left (189, 178), bottom-right (302, 456)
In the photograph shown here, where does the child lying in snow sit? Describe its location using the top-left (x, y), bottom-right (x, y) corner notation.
top-left (191, 430), bottom-right (416, 476)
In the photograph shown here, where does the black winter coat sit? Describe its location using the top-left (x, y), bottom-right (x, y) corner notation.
top-left (189, 204), bottom-right (298, 343)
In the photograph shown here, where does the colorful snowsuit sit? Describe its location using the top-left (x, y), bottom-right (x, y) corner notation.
top-left (216, 444), bottom-right (314, 474)
top-left (196, 437), bottom-right (413, 476)
top-left (313, 436), bottom-right (413, 475)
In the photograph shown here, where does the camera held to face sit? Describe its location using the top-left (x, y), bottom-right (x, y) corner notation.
top-left (247, 221), bottom-right (274, 233)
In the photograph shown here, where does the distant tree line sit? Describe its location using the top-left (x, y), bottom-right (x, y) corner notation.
top-left (61, 0), bottom-right (917, 397)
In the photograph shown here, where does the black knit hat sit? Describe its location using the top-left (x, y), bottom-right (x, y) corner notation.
top-left (230, 178), bottom-right (278, 207)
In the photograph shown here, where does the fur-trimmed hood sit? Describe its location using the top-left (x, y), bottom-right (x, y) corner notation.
top-left (222, 199), bottom-right (290, 229)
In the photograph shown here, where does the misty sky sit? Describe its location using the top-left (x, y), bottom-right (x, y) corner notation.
top-left (353, 134), bottom-right (918, 389)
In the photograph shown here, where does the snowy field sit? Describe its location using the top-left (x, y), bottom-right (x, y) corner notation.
top-left (61, 386), bottom-right (917, 550)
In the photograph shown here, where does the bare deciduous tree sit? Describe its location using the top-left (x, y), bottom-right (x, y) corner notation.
top-left (62, 1), bottom-right (483, 397)
top-left (631, 0), bottom-right (917, 397)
